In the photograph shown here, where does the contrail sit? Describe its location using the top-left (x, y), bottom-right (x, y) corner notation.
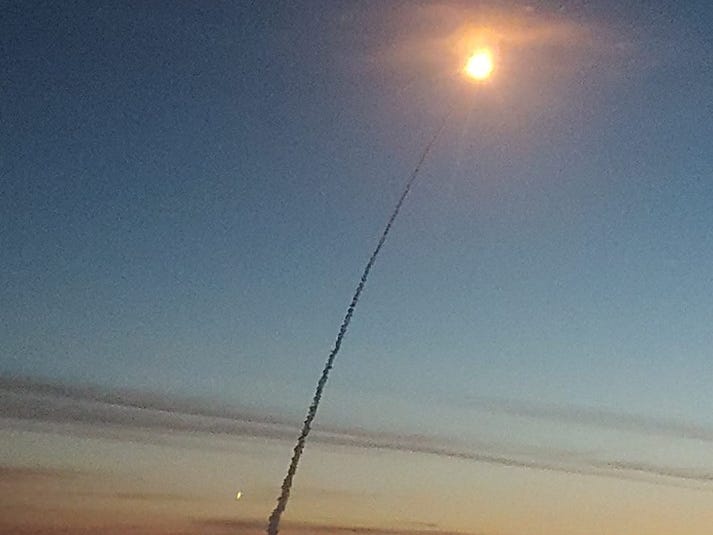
top-left (266, 117), bottom-right (449, 535)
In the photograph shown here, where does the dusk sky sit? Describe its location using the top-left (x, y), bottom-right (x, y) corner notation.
top-left (2, 1), bottom-right (713, 534)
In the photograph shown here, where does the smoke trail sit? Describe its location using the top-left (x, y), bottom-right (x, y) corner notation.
top-left (266, 118), bottom-right (449, 535)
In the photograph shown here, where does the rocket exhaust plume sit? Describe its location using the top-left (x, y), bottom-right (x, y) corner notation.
top-left (266, 117), bottom-right (449, 535)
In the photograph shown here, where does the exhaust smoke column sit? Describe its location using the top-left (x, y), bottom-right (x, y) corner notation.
top-left (266, 118), bottom-right (448, 535)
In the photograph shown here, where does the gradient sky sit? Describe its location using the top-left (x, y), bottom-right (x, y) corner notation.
top-left (2, 1), bottom-right (713, 534)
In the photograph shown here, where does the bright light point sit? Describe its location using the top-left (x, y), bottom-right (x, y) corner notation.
top-left (464, 49), bottom-right (494, 81)
top-left (235, 491), bottom-right (243, 501)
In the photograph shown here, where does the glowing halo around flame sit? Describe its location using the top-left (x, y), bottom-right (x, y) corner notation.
top-left (464, 49), bottom-right (494, 81)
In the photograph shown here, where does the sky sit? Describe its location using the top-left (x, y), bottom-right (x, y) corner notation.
top-left (2, 0), bottom-right (713, 534)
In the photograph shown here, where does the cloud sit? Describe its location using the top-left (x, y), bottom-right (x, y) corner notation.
top-left (112, 491), bottom-right (194, 502)
top-left (465, 395), bottom-right (713, 443)
top-left (0, 376), bottom-right (547, 457)
top-left (196, 518), bottom-right (471, 535)
top-left (0, 465), bottom-right (79, 483)
top-left (2, 375), bottom-right (713, 492)
top-left (0, 462), bottom-right (198, 505)
top-left (0, 525), bottom-right (192, 535)
top-left (0, 517), bottom-right (474, 535)
top-left (0, 375), bottom-right (290, 426)
top-left (599, 461), bottom-right (713, 484)
top-left (0, 375), bottom-right (299, 442)
top-left (0, 462), bottom-right (202, 535)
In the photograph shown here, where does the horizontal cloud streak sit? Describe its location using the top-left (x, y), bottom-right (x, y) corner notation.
top-left (2, 375), bottom-right (712, 491)
top-left (466, 395), bottom-right (713, 443)
top-left (197, 518), bottom-right (469, 535)
top-left (0, 465), bottom-right (80, 483)
top-left (0, 517), bottom-right (475, 535)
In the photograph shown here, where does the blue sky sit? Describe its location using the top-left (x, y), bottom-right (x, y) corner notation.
top-left (2, 1), bottom-right (713, 533)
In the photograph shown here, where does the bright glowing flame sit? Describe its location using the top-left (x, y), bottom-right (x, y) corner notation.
top-left (464, 49), bottom-right (494, 80)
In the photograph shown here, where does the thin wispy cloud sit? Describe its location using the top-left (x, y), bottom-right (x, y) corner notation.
top-left (0, 517), bottom-right (478, 535)
top-left (0, 465), bottom-right (80, 483)
top-left (197, 518), bottom-right (473, 535)
top-left (2, 376), bottom-right (712, 492)
top-left (466, 395), bottom-right (713, 442)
